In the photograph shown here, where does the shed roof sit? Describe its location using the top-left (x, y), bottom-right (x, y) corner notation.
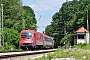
top-left (76, 27), bottom-right (89, 32)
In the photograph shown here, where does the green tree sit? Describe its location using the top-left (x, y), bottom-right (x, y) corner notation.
top-left (45, 25), bottom-right (53, 36)
top-left (0, 0), bottom-right (22, 50)
top-left (22, 6), bottom-right (37, 30)
top-left (0, 0), bottom-right (22, 28)
top-left (45, 0), bottom-right (90, 47)
top-left (0, 0), bottom-right (37, 50)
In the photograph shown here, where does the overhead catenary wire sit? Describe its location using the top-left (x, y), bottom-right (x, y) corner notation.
top-left (22, 0), bottom-right (51, 23)
top-left (34, 0), bottom-right (52, 23)
top-left (34, 11), bottom-right (50, 23)
top-left (34, 0), bottom-right (52, 17)
top-left (22, 1), bottom-right (45, 26)
top-left (21, 0), bottom-right (48, 31)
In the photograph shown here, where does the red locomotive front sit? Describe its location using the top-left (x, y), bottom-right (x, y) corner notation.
top-left (19, 30), bottom-right (36, 50)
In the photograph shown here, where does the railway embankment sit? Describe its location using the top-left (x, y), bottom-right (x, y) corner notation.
top-left (0, 49), bottom-right (56, 60)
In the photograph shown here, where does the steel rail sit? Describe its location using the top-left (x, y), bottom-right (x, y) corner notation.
top-left (0, 49), bottom-right (56, 59)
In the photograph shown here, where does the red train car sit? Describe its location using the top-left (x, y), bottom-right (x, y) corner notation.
top-left (19, 30), bottom-right (54, 50)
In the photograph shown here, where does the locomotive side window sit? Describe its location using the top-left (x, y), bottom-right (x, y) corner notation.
top-left (21, 32), bottom-right (32, 39)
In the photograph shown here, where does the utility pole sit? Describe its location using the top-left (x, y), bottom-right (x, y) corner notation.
top-left (1, 4), bottom-right (4, 49)
top-left (86, 9), bottom-right (90, 44)
top-left (19, 0), bottom-right (25, 30)
top-left (0, 4), bottom-right (1, 47)
top-left (36, 16), bottom-right (41, 31)
top-left (87, 10), bottom-right (89, 31)
top-left (22, 17), bottom-right (25, 30)
top-left (63, 0), bottom-right (68, 44)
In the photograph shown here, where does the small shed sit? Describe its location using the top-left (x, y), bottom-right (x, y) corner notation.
top-left (74, 27), bottom-right (89, 44)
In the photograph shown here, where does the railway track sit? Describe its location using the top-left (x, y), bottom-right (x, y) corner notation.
top-left (0, 49), bottom-right (56, 60)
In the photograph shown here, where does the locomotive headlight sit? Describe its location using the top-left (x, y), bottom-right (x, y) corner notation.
top-left (29, 33), bottom-right (32, 35)
top-left (25, 41), bottom-right (28, 42)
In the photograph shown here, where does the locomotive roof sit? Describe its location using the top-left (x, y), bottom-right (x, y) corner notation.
top-left (20, 30), bottom-right (35, 33)
top-left (20, 30), bottom-right (53, 39)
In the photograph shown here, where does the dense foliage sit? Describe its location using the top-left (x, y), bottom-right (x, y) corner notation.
top-left (45, 0), bottom-right (90, 47)
top-left (22, 6), bottom-right (37, 30)
top-left (0, 0), bottom-right (37, 50)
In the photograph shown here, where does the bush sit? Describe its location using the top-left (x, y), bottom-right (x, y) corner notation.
top-left (4, 27), bottom-right (19, 50)
top-left (73, 43), bottom-right (87, 48)
top-left (82, 44), bottom-right (90, 50)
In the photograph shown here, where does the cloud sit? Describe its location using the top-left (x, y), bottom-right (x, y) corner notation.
top-left (30, 0), bottom-right (67, 11)
top-left (30, 4), bottom-right (51, 11)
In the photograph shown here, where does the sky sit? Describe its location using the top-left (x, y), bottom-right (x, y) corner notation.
top-left (22, 0), bottom-right (72, 33)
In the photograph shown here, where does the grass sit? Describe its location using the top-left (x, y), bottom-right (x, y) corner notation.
top-left (0, 47), bottom-right (22, 53)
top-left (27, 44), bottom-right (90, 60)
top-left (1, 44), bottom-right (90, 60)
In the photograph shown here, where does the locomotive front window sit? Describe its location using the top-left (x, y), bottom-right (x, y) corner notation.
top-left (21, 32), bottom-right (32, 39)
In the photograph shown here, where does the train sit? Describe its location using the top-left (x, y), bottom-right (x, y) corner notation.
top-left (19, 30), bottom-right (54, 50)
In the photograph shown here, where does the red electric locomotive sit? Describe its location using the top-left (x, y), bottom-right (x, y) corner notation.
top-left (19, 30), bottom-right (36, 50)
top-left (19, 30), bottom-right (54, 50)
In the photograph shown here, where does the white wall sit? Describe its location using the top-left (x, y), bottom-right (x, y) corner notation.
top-left (86, 32), bottom-right (90, 44)
top-left (77, 39), bottom-right (86, 44)
top-left (77, 34), bottom-right (86, 44)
